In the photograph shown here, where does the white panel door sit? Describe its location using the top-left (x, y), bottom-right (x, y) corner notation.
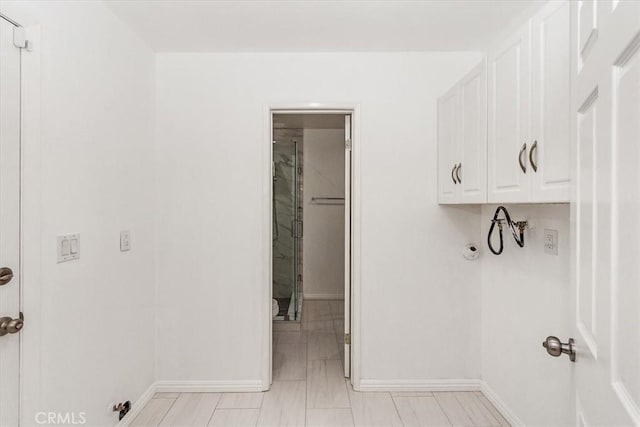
top-left (488, 22), bottom-right (531, 203)
top-left (437, 86), bottom-right (459, 203)
top-left (0, 17), bottom-right (23, 427)
top-left (530, 0), bottom-right (572, 202)
top-left (572, 0), bottom-right (640, 425)
top-left (458, 60), bottom-right (487, 204)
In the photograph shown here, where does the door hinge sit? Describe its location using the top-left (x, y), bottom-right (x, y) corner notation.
top-left (13, 26), bottom-right (30, 50)
top-left (344, 333), bottom-right (351, 345)
top-left (272, 161), bottom-right (275, 178)
top-left (345, 139), bottom-right (352, 151)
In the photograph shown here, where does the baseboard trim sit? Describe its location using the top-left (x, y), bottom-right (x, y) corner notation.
top-left (155, 380), bottom-right (264, 393)
top-left (303, 293), bottom-right (344, 300)
top-left (117, 382), bottom-right (157, 427)
top-left (357, 379), bottom-right (482, 392)
top-left (480, 381), bottom-right (525, 427)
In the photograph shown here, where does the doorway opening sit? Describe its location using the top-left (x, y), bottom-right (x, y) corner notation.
top-left (270, 110), bottom-right (353, 381)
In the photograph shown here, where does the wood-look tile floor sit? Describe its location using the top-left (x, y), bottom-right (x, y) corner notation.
top-left (131, 300), bottom-right (510, 427)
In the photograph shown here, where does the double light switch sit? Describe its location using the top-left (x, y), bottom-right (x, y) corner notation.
top-left (57, 230), bottom-right (131, 263)
top-left (57, 234), bottom-right (80, 263)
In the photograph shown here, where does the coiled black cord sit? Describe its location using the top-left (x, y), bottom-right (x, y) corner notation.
top-left (487, 206), bottom-right (526, 255)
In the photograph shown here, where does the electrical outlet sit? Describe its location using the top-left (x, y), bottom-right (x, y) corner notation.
top-left (544, 229), bottom-right (558, 255)
top-left (120, 230), bottom-right (131, 252)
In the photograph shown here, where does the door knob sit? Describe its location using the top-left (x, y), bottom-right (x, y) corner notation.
top-left (0, 313), bottom-right (24, 337)
top-left (543, 336), bottom-right (575, 362)
top-left (0, 267), bottom-right (14, 286)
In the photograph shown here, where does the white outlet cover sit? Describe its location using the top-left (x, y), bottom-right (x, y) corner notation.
top-left (544, 229), bottom-right (558, 255)
top-left (120, 230), bottom-right (131, 252)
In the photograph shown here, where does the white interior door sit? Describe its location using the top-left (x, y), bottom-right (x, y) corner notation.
top-left (343, 114), bottom-right (351, 378)
top-left (458, 59), bottom-right (487, 203)
top-left (572, 0), bottom-right (640, 425)
top-left (487, 22), bottom-right (531, 203)
top-left (0, 16), bottom-right (23, 427)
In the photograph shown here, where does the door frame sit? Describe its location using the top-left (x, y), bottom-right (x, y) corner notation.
top-left (0, 12), bottom-right (42, 425)
top-left (19, 23), bottom-right (42, 427)
top-left (262, 104), bottom-right (361, 390)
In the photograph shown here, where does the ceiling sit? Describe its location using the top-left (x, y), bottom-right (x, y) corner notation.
top-left (105, 0), bottom-right (542, 52)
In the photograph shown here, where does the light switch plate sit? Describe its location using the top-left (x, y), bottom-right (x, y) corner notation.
top-left (57, 234), bottom-right (80, 263)
top-left (120, 230), bottom-right (131, 252)
top-left (544, 229), bottom-right (558, 255)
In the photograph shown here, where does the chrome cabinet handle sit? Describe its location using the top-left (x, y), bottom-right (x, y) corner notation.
top-left (455, 163), bottom-right (462, 184)
top-left (543, 336), bottom-right (576, 362)
top-left (529, 140), bottom-right (538, 172)
top-left (519, 143), bottom-right (527, 173)
top-left (451, 165), bottom-right (457, 184)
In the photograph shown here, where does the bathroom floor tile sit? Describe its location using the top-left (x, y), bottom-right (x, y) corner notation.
top-left (159, 393), bottom-right (220, 426)
top-left (130, 398), bottom-right (175, 427)
top-left (218, 392), bottom-right (264, 409)
top-left (257, 381), bottom-right (306, 427)
top-left (307, 332), bottom-right (340, 361)
top-left (303, 301), bottom-right (333, 322)
top-left (393, 396), bottom-right (452, 426)
top-left (306, 408), bottom-right (354, 427)
top-left (273, 343), bottom-right (307, 380)
top-left (347, 388), bottom-right (402, 427)
top-left (208, 409), bottom-right (260, 426)
top-left (307, 360), bottom-right (350, 409)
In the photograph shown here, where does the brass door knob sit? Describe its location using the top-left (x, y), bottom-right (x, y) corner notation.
top-left (543, 336), bottom-right (576, 362)
top-left (0, 313), bottom-right (24, 337)
top-left (0, 267), bottom-right (14, 286)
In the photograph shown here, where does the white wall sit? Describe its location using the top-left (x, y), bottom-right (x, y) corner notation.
top-left (303, 128), bottom-right (345, 300)
top-left (0, 2), bottom-right (156, 425)
top-left (155, 52), bottom-right (484, 385)
top-left (481, 204), bottom-right (572, 426)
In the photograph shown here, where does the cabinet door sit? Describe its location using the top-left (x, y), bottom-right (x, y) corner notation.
top-left (488, 23), bottom-right (531, 203)
top-left (437, 86), bottom-right (459, 204)
top-left (458, 60), bottom-right (487, 203)
top-left (530, 0), bottom-right (571, 202)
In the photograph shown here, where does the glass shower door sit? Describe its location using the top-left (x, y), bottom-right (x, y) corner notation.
top-left (273, 140), bottom-right (299, 320)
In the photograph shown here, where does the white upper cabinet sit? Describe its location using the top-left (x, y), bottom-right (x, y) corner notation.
top-left (437, 60), bottom-right (487, 204)
top-left (438, 86), bottom-right (459, 204)
top-left (487, 22), bottom-right (532, 203)
top-left (439, 0), bottom-right (571, 205)
top-left (459, 60), bottom-right (488, 203)
top-left (530, 0), bottom-right (571, 202)
top-left (488, 0), bottom-right (571, 203)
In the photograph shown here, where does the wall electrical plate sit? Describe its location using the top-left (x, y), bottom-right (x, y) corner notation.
top-left (544, 229), bottom-right (558, 255)
top-left (120, 230), bottom-right (131, 252)
top-left (57, 234), bottom-right (80, 263)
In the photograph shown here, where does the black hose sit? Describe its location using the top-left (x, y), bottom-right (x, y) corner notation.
top-left (487, 206), bottom-right (526, 255)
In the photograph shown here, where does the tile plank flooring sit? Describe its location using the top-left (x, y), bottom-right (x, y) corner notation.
top-left (131, 301), bottom-right (509, 427)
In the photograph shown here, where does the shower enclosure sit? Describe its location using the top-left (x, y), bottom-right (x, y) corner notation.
top-left (272, 135), bottom-right (303, 321)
